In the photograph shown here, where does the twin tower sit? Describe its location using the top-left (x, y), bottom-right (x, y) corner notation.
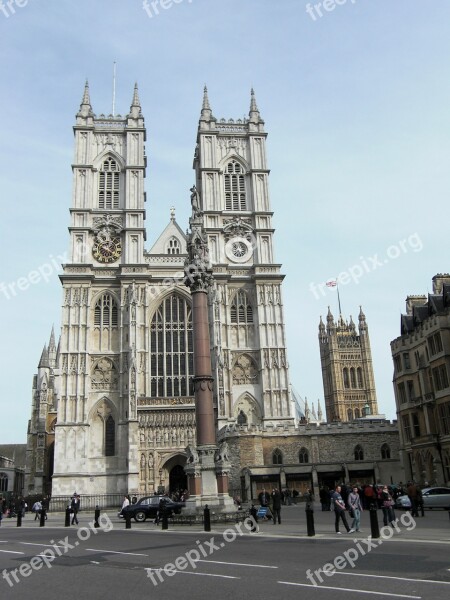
top-left (25, 84), bottom-right (296, 497)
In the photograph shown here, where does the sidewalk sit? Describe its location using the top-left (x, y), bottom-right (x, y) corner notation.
top-left (2, 504), bottom-right (450, 542)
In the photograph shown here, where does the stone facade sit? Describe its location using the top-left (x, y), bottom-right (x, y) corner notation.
top-left (319, 308), bottom-right (379, 422)
top-left (222, 421), bottom-right (402, 500)
top-left (391, 274), bottom-right (450, 486)
top-left (25, 86), bottom-right (296, 498)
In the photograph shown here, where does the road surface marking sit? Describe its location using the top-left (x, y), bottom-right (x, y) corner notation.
top-left (335, 572), bottom-right (450, 585)
top-left (174, 570), bottom-right (239, 579)
top-left (198, 560), bottom-right (277, 568)
top-left (0, 550), bottom-right (25, 554)
top-left (20, 542), bottom-right (66, 548)
top-left (278, 582), bottom-right (421, 598)
top-left (86, 548), bottom-right (148, 556)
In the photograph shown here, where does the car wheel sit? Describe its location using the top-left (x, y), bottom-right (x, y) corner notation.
top-left (134, 511), bottom-right (147, 523)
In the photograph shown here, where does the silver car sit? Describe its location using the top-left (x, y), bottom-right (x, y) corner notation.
top-left (421, 487), bottom-right (450, 509)
top-left (394, 495), bottom-right (411, 509)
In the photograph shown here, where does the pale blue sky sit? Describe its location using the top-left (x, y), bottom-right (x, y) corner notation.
top-left (1, 0), bottom-right (449, 442)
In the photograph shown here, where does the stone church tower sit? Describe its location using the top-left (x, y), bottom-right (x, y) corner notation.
top-left (318, 307), bottom-right (378, 422)
top-left (25, 84), bottom-right (295, 499)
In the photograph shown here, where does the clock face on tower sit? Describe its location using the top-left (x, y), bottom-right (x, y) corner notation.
top-left (92, 236), bottom-right (122, 263)
top-left (225, 236), bottom-right (253, 263)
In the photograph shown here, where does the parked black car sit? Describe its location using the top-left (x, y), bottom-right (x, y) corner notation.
top-left (121, 496), bottom-right (185, 522)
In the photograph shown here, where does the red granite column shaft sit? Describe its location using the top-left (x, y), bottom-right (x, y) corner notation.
top-left (192, 290), bottom-right (216, 447)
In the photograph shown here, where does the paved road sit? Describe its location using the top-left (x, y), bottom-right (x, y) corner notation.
top-left (1, 505), bottom-right (449, 599)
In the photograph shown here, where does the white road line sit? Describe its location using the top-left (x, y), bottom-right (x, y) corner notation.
top-left (278, 581), bottom-right (421, 598)
top-left (197, 559), bottom-right (277, 569)
top-left (174, 570), bottom-right (239, 579)
top-left (85, 548), bottom-right (148, 557)
top-left (0, 550), bottom-right (25, 555)
top-left (19, 542), bottom-right (66, 548)
top-left (335, 572), bottom-right (450, 585)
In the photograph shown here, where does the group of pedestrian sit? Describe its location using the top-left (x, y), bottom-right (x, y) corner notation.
top-left (257, 487), bottom-right (283, 525)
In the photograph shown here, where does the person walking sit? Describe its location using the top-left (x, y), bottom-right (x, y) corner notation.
top-left (32, 500), bottom-right (42, 521)
top-left (332, 485), bottom-right (352, 534)
top-left (348, 486), bottom-right (363, 532)
top-left (271, 488), bottom-right (282, 525)
top-left (407, 481), bottom-right (419, 517)
top-left (70, 493), bottom-right (80, 525)
top-left (120, 494), bottom-right (130, 517)
top-left (380, 485), bottom-right (395, 526)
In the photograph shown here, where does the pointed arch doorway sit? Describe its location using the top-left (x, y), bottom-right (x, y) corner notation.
top-left (169, 464), bottom-right (187, 494)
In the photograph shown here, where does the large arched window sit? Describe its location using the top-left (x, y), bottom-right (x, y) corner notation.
top-left (354, 445), bottom-right (364, 461)
top-left (105, 415), bottom-right (115, 456)
top-left (150, 294), bottom-right (193, 397)
top-left (357, 367), bottom-right (363, 388)
top-left (272, 449), bottom-right (283, 465)
top-left (381, 444), bottom-right (391, 460)
top-left (299, 447), bottom-right (309, 464)
top-left (347, 408), bottom-right (353, 421)
top-left (98, 157), bottom-right (120, 209)
top-left (230, 290), bottom-right (253, 325)
top-left (343, 368), bottom-right (350, 389)
top-left (350, 368), bottom-right (357, 388)
top-left (94, 294), bottom-right (118, 327)
top-left (224, 160), bottom-right (246, 211)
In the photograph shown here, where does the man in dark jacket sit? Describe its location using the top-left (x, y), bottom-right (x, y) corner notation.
top-left (71, 493), bottom-right (80, 525)
top-left (271, 489), bottom-right (282, 525)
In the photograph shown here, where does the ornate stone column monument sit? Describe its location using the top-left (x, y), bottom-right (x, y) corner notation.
top-left (183, 186), bottom-right (234, 512)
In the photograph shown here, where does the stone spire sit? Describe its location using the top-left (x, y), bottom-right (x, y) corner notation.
top-left (249, 88), bottom-right (262, 123)
top-left (200, 85), bottom-right (213, 123)
top-left (38, 344), bottom-right (49, 369)
top-left (129, 82), bottom-right (142, 118)
top-left (77, 80), bottom-right (93, 118)
top-left (317, 399), bottom-right (323, 422)
top-left (358, 306), bottom-right (367, 332)
top-left (48, 326), bottom-right (57, 367)
top-left (319, 315), bottom-right (326, 334)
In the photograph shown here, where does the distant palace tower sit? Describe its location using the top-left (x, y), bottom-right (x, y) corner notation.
top-left (318, 307), bottom-right (378, 422)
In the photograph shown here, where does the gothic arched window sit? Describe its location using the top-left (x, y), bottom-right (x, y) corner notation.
top-left (381, 444), bottom-right (391, 459)
top-left (94, 294), bottom-right (118, 327)
top-left (98, 157), bottom-right (120, 209)
top-left (105, 415), bottom-right (115, 456)
top-left (224, 160), bottom-right (246, 211)
top-left (357, 367), bottom-right (363, 388)
top-left (230, 290), bottom-right (253, 325)
top-left (354, 445), bottom-right (364, 461)
top-left (272, 449), bottom-right (283, 465)
top-left (299, 447), bottom-right (309, 464)
top-left (350, 368), bottom-right (357, 388)
top-left (343, 368), bottom-right (350, 389)
top-left (347, 408), bottom-right (353, 421)
top-left (150, 294), bottom-right (193, 397)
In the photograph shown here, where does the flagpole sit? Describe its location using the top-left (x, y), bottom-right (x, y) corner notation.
top-left (336, 277), bottom-right (342, 317)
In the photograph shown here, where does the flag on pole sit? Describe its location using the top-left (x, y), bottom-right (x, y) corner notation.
top-left (326, 280), bottom-right (337, 288)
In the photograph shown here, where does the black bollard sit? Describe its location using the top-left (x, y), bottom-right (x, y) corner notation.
top-left (306, 507), bottom-right (315, 537)
top-left (161, 505), bottom-right (168, 530)
top-left (40, 509), bottom-right (46, 527)
top-left (369, 503), bottom-right (380, 539)
top-left (125, 511), bottom-right (132, 529)
top-left (17, 511), bottom-right (22, 527)
top-left (249, 505), bottom-right (259, 533)
top-left (65, 505), bottom-right (71, 527)
top-left (94, 505), bottom-right (100, 528)
top-left (204, 505), bottom-right (211, 532)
